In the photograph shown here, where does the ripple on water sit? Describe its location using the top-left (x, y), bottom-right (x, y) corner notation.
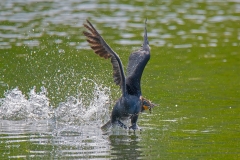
top-left (0, 0), bottom-right (239, 49)
top-left (174, 44), bottom-right (192, 49)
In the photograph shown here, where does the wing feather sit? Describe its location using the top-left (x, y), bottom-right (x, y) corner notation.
top-left (126, 20), bottom-right (150, 96)
top-left (83, 20), bottom-right (126, 95)
top-left (126, 49), bottom-right (150, 95)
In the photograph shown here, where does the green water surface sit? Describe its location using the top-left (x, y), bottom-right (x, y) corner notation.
top-left (0, 0), bottom-right (240, 159)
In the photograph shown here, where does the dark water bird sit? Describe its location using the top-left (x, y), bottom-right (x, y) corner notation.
top-left (83, 19), bottom-right (154, 130)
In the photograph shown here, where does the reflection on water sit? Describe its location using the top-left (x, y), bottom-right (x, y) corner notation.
top-left (0, 119), bottom-right (145, 159)
top-left (1, 0), bottom-right (240, 159)
top-left (0, 120), bottom-right (110, 159)
top-left (110, 133), bottom-right (142, 159)
top-left (0, 0), bottom-right (239, 49)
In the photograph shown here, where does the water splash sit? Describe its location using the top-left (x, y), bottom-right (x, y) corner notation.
top-left (0, 80), bottom-right (112, 158)
top-left (55, 79), bottom-right (111, 125)
top-left (0, 86), bottom-right (52, 120)
top-left (0, 79), bottom-right (111, 125)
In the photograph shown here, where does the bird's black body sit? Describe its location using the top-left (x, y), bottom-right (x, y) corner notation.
top-left (83, 20), bottom-right (152, 130)
top-left (111, 94), bottom-right (142, 129)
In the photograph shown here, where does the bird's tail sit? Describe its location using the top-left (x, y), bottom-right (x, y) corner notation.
top-left (101, 120), bottom-right (112, 130)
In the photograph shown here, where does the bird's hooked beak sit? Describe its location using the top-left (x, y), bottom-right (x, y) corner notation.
top-left (142, 18), bottom-right (149, 50)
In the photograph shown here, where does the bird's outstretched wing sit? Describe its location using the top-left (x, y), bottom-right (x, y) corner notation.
top-left (126, 49), bottom-right (150, 95)
top-left (83, 20), bottom-right (126, 95)
top-left (126, 20), bottom-right (150, 96)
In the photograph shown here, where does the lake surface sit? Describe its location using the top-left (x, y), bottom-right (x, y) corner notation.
top-left (0, 0), bottom-right (240, 159)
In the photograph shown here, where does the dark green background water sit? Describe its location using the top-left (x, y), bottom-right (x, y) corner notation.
top-left (0, 0), bottom-right (239, 159)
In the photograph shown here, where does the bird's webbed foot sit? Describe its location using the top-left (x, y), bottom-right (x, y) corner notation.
top-left (129, 114), bottom-right (141, 131)
top-left (116, 120), bottom-right (127, 129)
top-left (129, 123), bottom-right (141, 131)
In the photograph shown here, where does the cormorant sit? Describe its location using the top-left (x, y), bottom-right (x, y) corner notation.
top-left (83, 19), bottom-right (154, 130)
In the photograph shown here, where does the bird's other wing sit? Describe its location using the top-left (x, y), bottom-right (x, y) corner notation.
top-left (126, 20), bottom-right (150, 96)
top-left (83, 20), bottom-right (126, 95)
top-left (126, 49), bottom-right (150, 95)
